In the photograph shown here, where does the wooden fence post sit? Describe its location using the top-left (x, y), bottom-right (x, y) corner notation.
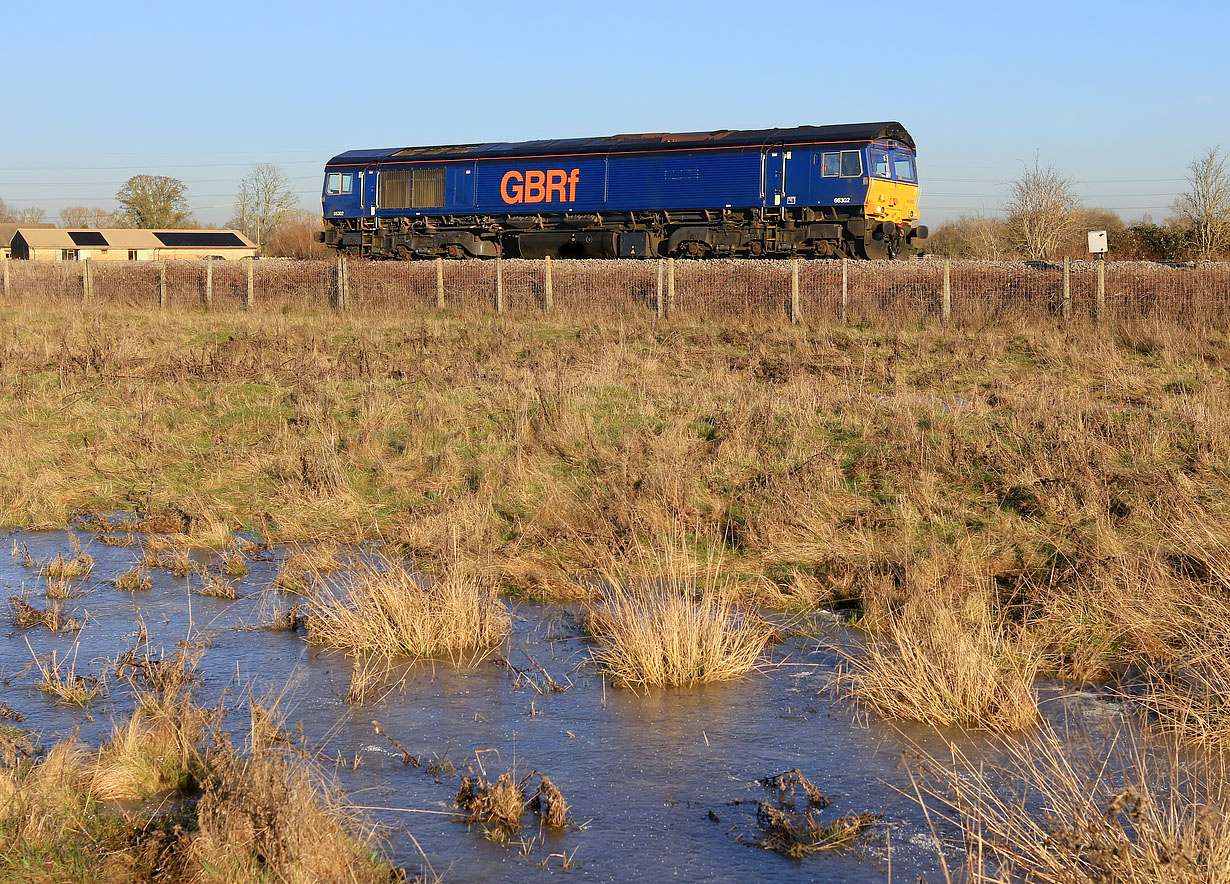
top-left (204, 259), bottom-right (213, 309)
top-left (669, 258), bottom-right (678, 317)
top-left (158, 262), bottom-right (167, 309)
top-left (245, 258), bottom-right (254, 310)
top-left (495, 255), bottom-right (504, 313)
top-left (941, 259), bottom-right (951, 324)
top-left (1095, 258), bottom-right (1105, 323)
top-left (1, 258), bottom-right (8, 301)
top-left (1062, 257), bottom-right (1071, 323)
top-left (82, 258), bottom-right (93, 302)
top-left (543, 256), bottom-right (553, 310)
top-left (840, 257), bottom-right (849, 324)
top-left (656, 259), bottom-right (664, 318)
top-left (435, 257), bottom-right (445, 309)
top-left (341, 255), bottom-right (349, 309)
top-left (790, 258), bottom-right (800, 323)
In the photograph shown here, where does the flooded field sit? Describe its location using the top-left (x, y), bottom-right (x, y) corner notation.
top-left (2, 529), bottom-right (1124, 882)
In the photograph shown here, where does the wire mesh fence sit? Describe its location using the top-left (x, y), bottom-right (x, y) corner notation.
top-left (2, 256), bottom-right (1228, 328)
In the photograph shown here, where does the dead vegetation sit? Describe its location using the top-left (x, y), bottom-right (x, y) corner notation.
top-left (0, 647), bottom-right (398, 883)
top-left (455, 768), bottom-right (571, 842)
top-left (585, 552), bottom-right (776, 688)
top-left (305, 553), bottom-right (510, 663)
top-left (8, 595), bottom-right (81, 634)
top-left (743, 768), bottom-right (880, 858)
top-left (1, 307), bottom-right (1229, 730)
top-left (909, 722), bottom-right (1230, 884)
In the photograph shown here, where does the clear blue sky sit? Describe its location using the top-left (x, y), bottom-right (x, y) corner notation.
top-left (2, 0), bottom-right (1227, 227)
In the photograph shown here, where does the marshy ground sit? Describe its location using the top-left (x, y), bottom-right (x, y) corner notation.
top-left (1, 303), bottom-right (1229, 881)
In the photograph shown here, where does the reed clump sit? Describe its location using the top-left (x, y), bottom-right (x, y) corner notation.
top-left (910, 723), bottom-right (1230, 884)
top-left (305, 554), bottom-right (510, 662)
top-left (832, 589), bottom-right (1040, 732)
top-left (585, 556), bottom-right (776, 688)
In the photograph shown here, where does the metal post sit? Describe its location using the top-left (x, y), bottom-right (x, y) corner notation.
top-left (656, 259), bottom-right (664, 318)
top-left (1062, 257), bottom-right (1071, 323)
top-left (666, 257), bottom-right (675, 315)
top-left (82, 258), bottom-right (93, 302)
top-left (1095, 257), bottom-right (1105, 323)
top-left (204, 259), bottom-right (213, 309)
top-left (790, 258), bottom-right (800, 323)
top-left (941, 259), bottom-right (951, 324)
top-left (840, 257), bottom-right (849, 324)
top-left (245, 258), bottom-right (254, 310)
top-left (543, 256), bottom-right (553, 310)
top-left (495, 255), bottom-right (504, 313)
top-left (435, 257), bottom-right (445, 309)
top-left (159, 262), bottom-right (167, 310)
top-left (1, 258), bottom-right (8, 300)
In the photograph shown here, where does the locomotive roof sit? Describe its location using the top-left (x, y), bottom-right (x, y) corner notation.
top-left (328, 122), bottom-right (914, 166)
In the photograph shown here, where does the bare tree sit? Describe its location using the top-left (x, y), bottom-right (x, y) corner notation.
top-left (229, 164), bottom-right (298, 250)
top-left (60, 206), bottom-right (123, 228)
top-left (1171, 147), bottom-right (1230, 259)
top-left (11, 206), bottom-right (47, 224)
top-left (116, 175), bottom-right (191, 228)
top-left (1005, 158), bottom-right (1080, 260)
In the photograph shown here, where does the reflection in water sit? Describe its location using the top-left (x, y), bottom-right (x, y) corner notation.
top-left (0, 530), bottom-right (1118, 883)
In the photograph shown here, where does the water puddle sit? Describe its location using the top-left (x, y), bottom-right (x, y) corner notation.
top-left (1, 528), bottom-right (1118, 882)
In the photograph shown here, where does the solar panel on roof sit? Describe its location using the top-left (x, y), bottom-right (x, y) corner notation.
top-left (153, 232), bottom-right (247, 248)
top-left (69, 231), bottom-right (108, 246)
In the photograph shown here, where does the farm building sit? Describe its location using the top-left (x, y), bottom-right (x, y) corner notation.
top-left (1, 222), bottom-right (54, 259)
top-left (7, 228), bottom-right (258, 261)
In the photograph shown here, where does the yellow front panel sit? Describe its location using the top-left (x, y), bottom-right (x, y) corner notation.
top-left (865, 179), bottom-right (920, 226)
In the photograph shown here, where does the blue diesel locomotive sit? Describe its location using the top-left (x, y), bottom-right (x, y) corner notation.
top-left (320, 122), bottom-right (926, 260)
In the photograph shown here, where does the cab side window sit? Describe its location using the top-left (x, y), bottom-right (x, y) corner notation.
top-left (893, 152), bottom-right (916, 182)
top-left (872, 150), bottom-right (891, 179)
top-left (839, 150), bottom-right (863, 177)
top-left (820, 152), bottom-right (841, 177)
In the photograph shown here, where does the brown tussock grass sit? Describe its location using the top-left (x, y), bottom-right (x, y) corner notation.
top-left (305, 553), bottom-right (510, 663)
top-left (585, 550), bottom-right (776, 689)
top-left (832, 588), bottom-right (1041, 732)
top-left (910, 722), bottom-right (1230, 884)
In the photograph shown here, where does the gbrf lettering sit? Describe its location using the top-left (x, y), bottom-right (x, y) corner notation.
top-left (500, 169), bottom-right (580, 204)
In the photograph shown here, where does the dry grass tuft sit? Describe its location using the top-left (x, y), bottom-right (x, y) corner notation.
top-left (111, 566), bottom-right (152, 592)
top-left (195, 570), bottom-right (241, 600)
top-left (40, 550), bottom-right (94, 581)
top-left (456, 772), bottom-right (528, 842)
top-left (1135, 591), bottom-right (1230, 749)
top-left (832, 591), bottom-right (1040, 732)
top-left (141, 544), bottom-right (194, 576)
top-left (455, 769), bottom-right (571, 841)
top-left (184, 700), bottom-right (392, 884)
top-left (305, 553), bottom-right (510, 663)
top-left (31, 644), bottom-right (105, 705)
top-left (275, 544), bottom-right (342, 592)
top-left (9, 595), bottom-right (81, 634)
top-left (910, 723), bottom-right (1230, 884)
top-left (585, 558), bottom-right (776, 689)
